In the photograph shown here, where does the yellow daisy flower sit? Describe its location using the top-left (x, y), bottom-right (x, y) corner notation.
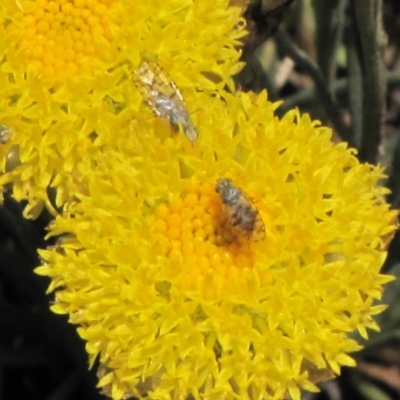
top-left (37, 90), bottom-right (397, 400)
top-left (0, 0), bottom-right (245, 216)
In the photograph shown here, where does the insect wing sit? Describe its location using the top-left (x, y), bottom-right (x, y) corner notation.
top-left (216, 178), bottom-right (265, 242)
top-left (0, 125), bottom-right (12, 144)
top-left (133, 62), bottom-right (184, 119)
top-left (132, 61), bottom-right (198, 143)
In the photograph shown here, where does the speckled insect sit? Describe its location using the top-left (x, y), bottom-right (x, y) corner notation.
top-left (215, 178), bottom-right (265, 242)
top-left (132, 61), bottom-right (198, 144)
top-left (0, 125), bottom-right (12, 144)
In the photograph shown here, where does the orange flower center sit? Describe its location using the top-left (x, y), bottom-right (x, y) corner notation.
top-left (19, 0), bottom-right (115, 76)
top-left (152, 180), bottom-right (268, 297)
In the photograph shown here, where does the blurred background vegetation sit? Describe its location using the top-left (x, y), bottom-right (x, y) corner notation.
top-left (2, 0), bottom-right (400, 399)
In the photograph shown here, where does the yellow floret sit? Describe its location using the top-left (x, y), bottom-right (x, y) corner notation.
top-left (15, 0), bottom-right (117, 76)
top-left (153, 181), bottom-right (262, 296)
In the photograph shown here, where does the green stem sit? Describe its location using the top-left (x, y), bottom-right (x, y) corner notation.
top-left (353, 0), bottom-right (387, 163)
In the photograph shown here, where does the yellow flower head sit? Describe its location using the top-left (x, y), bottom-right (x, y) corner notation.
top-left (37, 89), bottom-right (397, 400)
top-left (0, 0), bottom-right (245, 216)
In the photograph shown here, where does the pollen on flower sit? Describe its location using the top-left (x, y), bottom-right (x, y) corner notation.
top-left (18, 0), bottom-right (114, 75)
top-left (153, 180), bottom-right (256, 290)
